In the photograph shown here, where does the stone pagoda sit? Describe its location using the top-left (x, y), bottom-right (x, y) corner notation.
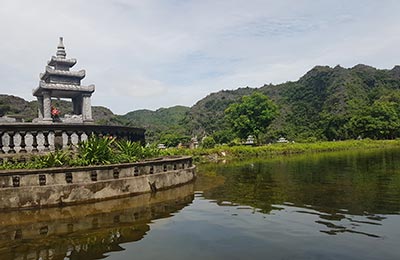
top-left (33, 37), bottom-right (95, 123)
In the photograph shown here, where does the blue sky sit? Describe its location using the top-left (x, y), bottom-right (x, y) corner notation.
top-left (0, 0), bottom-right (400, 114)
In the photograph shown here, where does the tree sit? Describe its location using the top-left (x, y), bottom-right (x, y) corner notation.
top-left (201, 136), bottom-right (216, 149)
top-left (211, 129), bottom-right (235, 145)
top-left (224, 92), bottom-right (278, 143)
top-left (348, 100), bottom-right (400, 139)
top-left (159, 133), bottom-right (190, 147)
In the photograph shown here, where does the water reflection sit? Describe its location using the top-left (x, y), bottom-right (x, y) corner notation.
top-left (2, 148), bottom-right (400, 260)
top-left (0, 183), bottom-right (194, 260)
top-left (196, 148), bottom-right (400, 239)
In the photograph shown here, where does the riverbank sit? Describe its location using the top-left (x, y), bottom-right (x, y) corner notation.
top-left (162, 139), bottom-right (400, 163)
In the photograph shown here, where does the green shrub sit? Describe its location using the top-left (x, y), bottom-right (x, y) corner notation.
top-left (212, 130), bottom-right (234, 144)
top-left (75, 134), bottom-right (115, 165)
top-left (142, 144), bottom-right (162, 158)
top-left (0, 159), bottom-right (28, 170)
top-left (115, 140), bottom-right (143, 162)
top-left (201, 136), bottom-right (216, 149)
top-left (115, 140), bottom-right (162, 162)
top-left (0, 135), bottom-right (165, 170)
top-left (33, 150), bottom-right (71, 168)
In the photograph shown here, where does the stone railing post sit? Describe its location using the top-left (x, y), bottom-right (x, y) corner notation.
top-left (77, 131), bottom-right (83, 143)
top-left (7, 131), bottom-right (16, 154)
top-left (43, 131), bottom-right (50, 152)
top-left (54, 130), bottom-right (63, 150)
top-left (66, 131), bottom-right (73, 150)
top-left (31, 131), bottom-right (39, 153)
top-left (19, 131), bottom-right (27, 153)
top-left (0, 132), bottom-right (4, 154)
top-left (48, 131), bottom-right (55, 151)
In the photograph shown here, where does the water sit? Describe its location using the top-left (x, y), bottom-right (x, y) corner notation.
top-left (1, 148), bottom-right (400, 259)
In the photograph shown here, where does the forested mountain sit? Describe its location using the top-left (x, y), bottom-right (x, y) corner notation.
top-left (186, 64), bottom-right (400, 141)
top-left (2, 64), bottom-right (400, 143)
top-left (184, 88), bottom-right (254, 137)
top-left (118, 106), bottom-right (190, 142)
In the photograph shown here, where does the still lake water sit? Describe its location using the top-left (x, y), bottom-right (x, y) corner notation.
top-left (1, 148), bottom-right (400, 259)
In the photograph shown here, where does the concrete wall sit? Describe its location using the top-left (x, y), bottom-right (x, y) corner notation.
top-left (0, 156), bottom-right (195, 209)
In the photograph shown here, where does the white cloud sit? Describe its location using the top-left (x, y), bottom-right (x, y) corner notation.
top-left (0, 0), bottom-right (400, 114)
top-left (108, 75), bottom-right (168, 98)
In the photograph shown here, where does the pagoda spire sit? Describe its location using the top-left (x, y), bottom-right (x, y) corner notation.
top-left (56, 37), bottom-right (66, 59)
top-left (33, 37), bottom-right (95, 123)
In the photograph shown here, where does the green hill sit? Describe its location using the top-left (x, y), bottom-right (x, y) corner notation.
top-left (2, 64), bottom-right (400, 143)
top-left (185, 64), bottom-right (400, 141)
top-left (119, 106), bottom-right (190, 142)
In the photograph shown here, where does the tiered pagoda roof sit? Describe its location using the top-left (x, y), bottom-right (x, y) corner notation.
top-left (33, 37), bottom-right (95, 98)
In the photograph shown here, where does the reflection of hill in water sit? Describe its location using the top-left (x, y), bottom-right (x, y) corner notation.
top-left (198, 148), bottom-right (400, 215)
top-left (196, 148), bottom-right (400, 237)
top-left (0, 183), bottom-right (194, 260)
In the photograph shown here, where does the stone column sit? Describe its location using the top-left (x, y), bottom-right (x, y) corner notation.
top-left (37, 96), bottom-right (44, 119)
top-left (42, 91), bottom-right (52, 122)
top-left (72, 96), bottom-right (83, 115)
top-left (82, 94), bottom-right (93, 122)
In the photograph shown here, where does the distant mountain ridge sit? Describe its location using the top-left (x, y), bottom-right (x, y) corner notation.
top-left (2, 64), bottom-right (400, 142)
top-left (123, 106), bottom-right (189, 129)
top-left (186, 64), bottom-right (400, 141)
top-left (119, 106), bottom-right (190, 141)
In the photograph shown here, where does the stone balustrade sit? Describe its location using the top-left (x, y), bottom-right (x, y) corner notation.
top-left (0, 123), bottom-right (145, 154)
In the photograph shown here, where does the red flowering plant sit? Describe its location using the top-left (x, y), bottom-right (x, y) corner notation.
top-left (51, 106), bottom-right (60, 121)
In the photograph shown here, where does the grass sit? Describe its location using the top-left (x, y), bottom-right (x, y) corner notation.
top-left (160, 139), bottom-right (400, 163)
top-left (1, 138), bottom-right (400, 170)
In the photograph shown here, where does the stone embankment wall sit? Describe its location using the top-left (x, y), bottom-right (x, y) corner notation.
top-left (0, 156), bottom-right (195, 209)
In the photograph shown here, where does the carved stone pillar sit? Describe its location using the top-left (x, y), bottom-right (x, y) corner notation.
top-left (82, 94), bottom-right (93, 122)
top-left (42, 91), bottom-right (52, 122)
top-left (37, 96), bottom-right (44, 119)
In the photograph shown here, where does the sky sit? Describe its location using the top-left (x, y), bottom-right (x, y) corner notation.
top-left (1, 0), bottom-right (400, 115)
